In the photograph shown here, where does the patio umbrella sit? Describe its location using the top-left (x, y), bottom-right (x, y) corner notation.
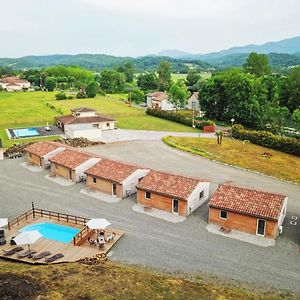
top-left (86, 218), bottom-right (111, 230)
top-left (0, 218), bottom-right (8, 228)
top-left (13, 230), bottom-right (42, 258)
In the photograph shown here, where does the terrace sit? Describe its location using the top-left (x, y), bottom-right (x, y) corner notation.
top-left (0, 207), bottom-right (124, 264)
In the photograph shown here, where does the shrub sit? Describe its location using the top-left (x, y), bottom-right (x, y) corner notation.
top-left (146, 108), bottom-right (214, 130)
top-left (55, 92), bottom-right (67, 100)
top-left (232, 124), bottom-right (300, 156)
top-left (67, 95), bottom-right (74, 99)
top-left (76, 90), bottom-right (87, 99)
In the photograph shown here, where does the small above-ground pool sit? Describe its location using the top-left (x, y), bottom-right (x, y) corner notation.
top-left (12, 128), bottom-right (39, 138)
top-left (20, 222), bottom-right (80, 244)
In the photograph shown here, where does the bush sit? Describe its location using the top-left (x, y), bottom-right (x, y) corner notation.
top-left (76, 90), bottom-right (87, 99)
top-left (67, 95), bottom-right (74, 99)
top-left (55, 92), bottom-right (67, 100)
top-left (146, 108), bottom-right (214, 129)
top-left (130, 89), bottom-right (145, 103)
top-left (232, 124), bottom-right (300, 156)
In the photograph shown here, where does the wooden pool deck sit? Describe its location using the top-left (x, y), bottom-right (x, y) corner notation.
top-left (0, 213), bottom-right (124, 264)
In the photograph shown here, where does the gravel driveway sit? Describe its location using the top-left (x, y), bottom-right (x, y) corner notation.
top-left (0, 140), bottom-right (299, 292)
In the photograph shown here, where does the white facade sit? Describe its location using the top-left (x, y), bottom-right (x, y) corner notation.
top-left (98, 121), bottom-right (115, 130)
top-left (277, 197), bottom-right (288, 229)
top-left (186, 182), bottom-right (210, 215)
top-left (74, 158), bottom-right (101, 182)
top-left (42, 147), bottom-right (66, 169)
top-left (0, 80), bottom-right (30, 92)
top-left (121, 169), bottom-right (150, 198)
top-left (65, 124), bottom-right (103, 140)
top-left (186, 94), bottom-right (200, 111)
top-left (72, 111), bottom-right (97, 118)
top-left (160, 99), bottom-right (175, 111)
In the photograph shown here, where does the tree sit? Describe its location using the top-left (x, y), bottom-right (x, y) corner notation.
top-left (216, 130), bottom-right (223, 145)
top-left (98, 70), bottom-right (125, 93)
top-left (279, 66), bottom-right (300, 112)
top-left (44, 77), bottom-right (56, 91)
top-left (186, 69), bottom-right (201, 88)
top-left (130, 89), bottom-right (145, 103)
top-left (243, 52), bottom-right (271, 77)
top-left (76, 87), bottom-right (87, 99)
top-left (168, 80), bottom-right (189, 109)
top-left (55, 92), bottom-right (67, 100)
top-left (137, 72), bottom-right (158, 91)
top-left (157, 61), bottom-right (172, 91)
top-left (86, 81), bottom-right (98, 98)
top-left (292, 109), bottom-right (300, 124)
top-left (117, 62), bottom-right (135, 83)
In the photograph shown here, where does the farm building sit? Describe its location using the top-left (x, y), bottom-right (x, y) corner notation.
top-left (136, 171), bottom-right (210, 217)
top-left (146, 92), bottom-right (175, 111)
top-left (208, 184), bottom-right (288, 239)
top-left (55, 107), bottom-right (116, 139)
top-left (85, 159), bottom-right (150, 199)
top-left (0, 76), bottom-right (31, 92)
top-left (186, 92), bottom-right (200, 111)
top-left (24, 141), bottom-right (66, 169)
top-left (49, 149), bottom-right (101, 183)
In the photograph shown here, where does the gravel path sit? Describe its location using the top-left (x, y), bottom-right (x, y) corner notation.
top-left (1, 140), bottom-right (299, 292)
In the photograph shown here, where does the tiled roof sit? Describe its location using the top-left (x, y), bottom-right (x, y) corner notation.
top-left (0, 76), bottom-right (29, 84)
top-left (137, 170), bottom-right (209, 200)
top-left (56, 115), bottom-right (115, 125)
top-left (71, 107), bottom-right (96, 112)
top-left (208, 184), bottom-right (286, 220)
top-left (148, 92), bottom-right (168, 102)
top-left (25, 141), bottom-right (64, 157)
top-left (49, 149), bottom-right (93, 169)
top-left (85, 159), bottom-right (142, 183)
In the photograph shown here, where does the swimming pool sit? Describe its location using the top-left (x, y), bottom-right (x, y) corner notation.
top-left (20, 222), bottom-right (80, 243)
top-left (13, 128), bottom-right (39, 138)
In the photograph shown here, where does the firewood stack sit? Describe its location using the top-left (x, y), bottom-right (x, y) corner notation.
top-left (54, 137), bottom-right (103, 147)
top-left (4, 142), bottom-right (34, 157)
top-left (77, 253), bottom-right (108, 265)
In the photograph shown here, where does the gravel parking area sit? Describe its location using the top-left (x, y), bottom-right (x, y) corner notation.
top-left (1, 140), bottom-right (300, 292)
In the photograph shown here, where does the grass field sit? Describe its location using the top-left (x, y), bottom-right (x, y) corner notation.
top-left (163, 136), bottom-right (300, 183)
top-left (0, 260), bottom-right (296, 300)
top-left (0, 91), bottom-right (197, 147)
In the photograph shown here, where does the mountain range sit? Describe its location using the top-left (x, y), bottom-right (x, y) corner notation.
top-left (0, 36), bottom-right (299, 71)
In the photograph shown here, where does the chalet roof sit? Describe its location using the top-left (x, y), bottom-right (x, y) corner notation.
top-left (85, 159), bottom-right (142, 183)
top-left (147, 92), bottom-right (168, 102)
top-left (208, 184), bottom-right (286, 220)
top-left (0, 76), bottom-right (29, 84)
top-left (25, 141), bottom-right (65, 157)
top-left (49, 149), bottom-right (94, 169)
top-left (71, 107), bottom-right (96, 112)
top-left (189, 92), bottom-right (199, 100)
top-left (137, 170), bottom-right (210, 201)
top-left (56, 115), bottom-right (115, 126)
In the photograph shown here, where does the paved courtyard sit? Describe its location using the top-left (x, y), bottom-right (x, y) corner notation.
top-left (0, 140), bottom-right (299, 292)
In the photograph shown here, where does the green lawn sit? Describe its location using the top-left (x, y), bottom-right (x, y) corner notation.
top-left (0, 91), bottom-right (197, 147)
top-left (163, 136), bottom-right (300, 184)
top-left (172, 73), bottom-right (187, 81)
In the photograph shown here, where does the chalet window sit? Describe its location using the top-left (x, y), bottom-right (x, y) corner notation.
top-left (220, 210), bottom-right (227, 219)
top-left (199, 190), bottom-right (204, 199)
top-left (92, 177), bottom-right (97, 184)
top-left (112, 183), bottom-right (117, 196)
top-left (145, 191), bottom-right (151, 199)
top-left (256, 219), bottom-right (266, 236)
top-left (172, 199), bottom-right (179, 214)
top-left (106, 123), bottom-right (110, 127)
top-left (29, 153), bottom-right (32, 158)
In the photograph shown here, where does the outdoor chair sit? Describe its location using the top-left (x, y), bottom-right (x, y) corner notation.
top-left (2, 246), bottom-right (24, 256)
top-left (32, 251), bottom-right (51, 260)
top-left (45, 253), bottom-right (64, 263)
top-left (17, 249), bottom-right (37, 258)
top-left (0, 230), bottom-right (6, 246)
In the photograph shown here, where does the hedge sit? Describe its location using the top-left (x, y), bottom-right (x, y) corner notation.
top-left (146, 109), bottom-right (214, 130)
top-left (232, 124), bottom-right (300, 156)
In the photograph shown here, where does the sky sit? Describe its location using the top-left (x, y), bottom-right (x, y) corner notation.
top-left (1, 0), bottom-right (299, 57)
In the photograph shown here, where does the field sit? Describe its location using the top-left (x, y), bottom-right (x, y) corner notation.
top-left (171, 72), bottom-right (212, 82)
top-left (163, 136), bottom-right (300, 183)
top-left (0, 92), bottom-right (197, 147)
top-left (0, 260), bottom-right (296, 300)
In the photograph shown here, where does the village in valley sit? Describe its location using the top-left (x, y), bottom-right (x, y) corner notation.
top-left (0, 1), bottom-right (300, 299)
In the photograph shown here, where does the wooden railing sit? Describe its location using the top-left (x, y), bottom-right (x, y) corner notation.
top-left (8, 209), bottom-right (34, 230)
top-left (73, 227), bottom-right (95, 246)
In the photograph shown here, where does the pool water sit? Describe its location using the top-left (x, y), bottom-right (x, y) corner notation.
top-left (20, 222), bottom-right (80, 243)
top-left (13, 128), bottom-right (39, 138)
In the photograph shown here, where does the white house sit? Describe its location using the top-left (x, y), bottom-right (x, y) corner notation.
top-left (146, 92), bottom-right (175, 111)
top-left (0, 77), bottom-right (31, 92)
top-left (186, 92), bottom-right (200, 111)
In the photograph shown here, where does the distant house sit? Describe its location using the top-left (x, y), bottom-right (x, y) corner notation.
top-left (208, 184), bottom-right (288, 239)
top-left (49, 149), bottom-right (100, 183)
top-left (136, 170), bottom-right (210, 217)
top-left (146, 92), bottom-right (175, 111)
top-left (55, 107), bottom-right (116, 139)
top-left (24, 141), bottom-right (66, 169)
top-left (186, 92), bottom-right (200, 111)
top-left (0, 77), bottom-right (30, 92)
top-left (85, 159), bottom-right (150, 199)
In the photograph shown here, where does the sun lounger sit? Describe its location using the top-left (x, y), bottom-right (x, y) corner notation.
top-left (32, 251), bottom-right (51, 260)
top-left (45, 253), bottom-right (64, 263)
top-left (2, 246), bottom-right (24, 256)
top-left (17, 249), bottom-right (37, 258)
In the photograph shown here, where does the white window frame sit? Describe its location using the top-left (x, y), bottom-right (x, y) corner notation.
top-left (172, 199), bottom-right (179, 214)
top-left (219, 210), bottom-right (227, 220)
top-left (145, 191), bottom-right (151, 200)
top-left (256, 219), bottom-right (266, 236)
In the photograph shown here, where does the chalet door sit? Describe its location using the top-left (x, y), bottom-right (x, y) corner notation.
top-left (112, 183), bottom-right (117, 196)
top-left (69, 170), bottom-right (72, 180)
top-left (257, 219), bottom-right (266, 236)
top-left (172, 199), bottom-right (179, 214)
